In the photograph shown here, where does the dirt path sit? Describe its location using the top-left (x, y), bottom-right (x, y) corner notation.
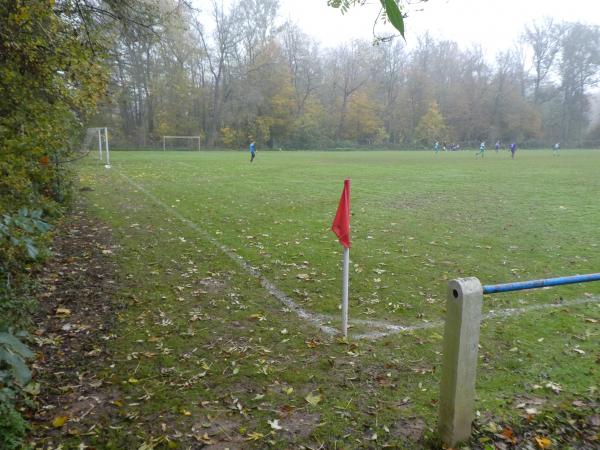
top-left (28, 202), bottom-right (124, 447)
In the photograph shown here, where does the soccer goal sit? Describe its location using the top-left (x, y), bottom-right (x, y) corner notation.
top-left (163, 135), bottom-right (201, 151)
top-left (83, 127), bottom-right (111, 168)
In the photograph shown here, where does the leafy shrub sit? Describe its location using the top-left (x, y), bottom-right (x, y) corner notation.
top-left (0, 208), bottom-right (52, 261)
top-left (0, 331), bottom-right (34, 387)
top-left (0, 208), bottom-right (50, 447)
top-left (0, 331), bottom-right (33, 450)
top-left (0, 208), bottom-right (52, 329)
top-left (0, 397), bottom-right (28, 450)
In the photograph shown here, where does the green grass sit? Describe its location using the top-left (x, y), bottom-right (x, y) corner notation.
top-left (75, 150), bottom-right (600, 448)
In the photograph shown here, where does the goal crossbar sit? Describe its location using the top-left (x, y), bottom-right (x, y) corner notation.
top-left (163, 135), bottom-right (201, 151)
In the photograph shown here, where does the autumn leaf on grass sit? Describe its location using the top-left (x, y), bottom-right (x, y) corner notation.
top-left (193, 433), bottom-right (214, 445)
top-left (23, 382), bottom-right (40, 396)
top-left (245, 431), bottom-right (264, 441)
top-left (52, 415), bottom-right (69, 428)
top-left (501, 426), bottom-right (517, 444)
top-left (268, 419), bottom-right (283, 430)
top-left (306, 338), bottom-right (322, 348)
top-left (305, 392), bottom-right (321, 406)
top-left (55, 308), bottom-right (71, 316)
top-left (535, 436), bottom-right (552, 449)
top-left (545, 382), bottom-right (562, 394)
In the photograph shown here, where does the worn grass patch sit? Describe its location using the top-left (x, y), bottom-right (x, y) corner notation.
top-left (45, 150), bottom-right (600, 448)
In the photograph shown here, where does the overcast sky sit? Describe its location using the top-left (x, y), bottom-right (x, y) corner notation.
top-left (278, 0), bottom-right (600, 57)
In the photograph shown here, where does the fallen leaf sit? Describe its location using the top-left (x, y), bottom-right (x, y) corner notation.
top-left (245, 431), bottom-right (264, 441)
top-left (545, 382), bottom-right (562, 394)
top-left (268, 419), bottom-right (283, 430)
top-left (55, 308), bottom-right (71, 316)
top-left (534, 436), bottom-right (552, 449)
top-left (502, 426), bottom-right (516, 443)
top-left (305, 392), bottom-right (321, 406)
top-left (52, 415), bottom-right (69, 428)
top-left (23, 382), bottom-right (41, 396)
top-left (194, 433), bottom-right (214, 444)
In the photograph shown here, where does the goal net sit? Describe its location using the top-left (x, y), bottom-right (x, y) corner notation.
top-left (83, 127), bottom-right (111, 167)
top-left (163, 136), bottom-right (201, 151)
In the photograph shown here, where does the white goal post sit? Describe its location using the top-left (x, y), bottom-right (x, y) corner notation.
top-left (163, 135), bottom-right (201, 151)
top-left (83, 127), bottom-right (111, 168)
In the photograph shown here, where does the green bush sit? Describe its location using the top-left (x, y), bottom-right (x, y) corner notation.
top-left (0, 397), bottom-right (28, 450)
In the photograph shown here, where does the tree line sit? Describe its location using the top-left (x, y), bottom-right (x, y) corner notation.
top-left (93, 2), bottom-right (600, 149)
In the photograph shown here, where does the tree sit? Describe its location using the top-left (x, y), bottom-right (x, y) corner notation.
top-left (415, 102), bottom-right (448, 146)
top-left (372, 41), bottom-right (407, 143)
top-left (558, 23), bottom-right (600, 144)
top-left (0, 1), bottom-right (112, 211)
top-left (327, 41), bottom-right (372, 140)
top-left (281, 22), bottom-right (321, 118)
top-left (196, 0), bottom-right (240, 147)
top-left (523, 18), bottom-right (563, 104)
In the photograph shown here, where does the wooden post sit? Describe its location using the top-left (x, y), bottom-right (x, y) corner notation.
top-left (438, 277), bottom-right (483, 447)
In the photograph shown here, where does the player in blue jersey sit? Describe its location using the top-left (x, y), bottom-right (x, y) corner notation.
top-left (249, 141), bottom-right (256, 162)
top-left (510, 142), bottom-right (517, 159)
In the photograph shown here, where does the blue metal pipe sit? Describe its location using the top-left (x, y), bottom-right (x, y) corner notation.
top-left (482, 273), bottom-right (600, 295)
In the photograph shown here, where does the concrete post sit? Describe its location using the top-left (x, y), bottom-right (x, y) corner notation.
top-left (438, 277), bottom-right (483, 447)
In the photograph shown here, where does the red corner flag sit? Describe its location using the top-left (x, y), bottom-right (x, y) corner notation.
top-left (332, 179), bottom-right (351, 248)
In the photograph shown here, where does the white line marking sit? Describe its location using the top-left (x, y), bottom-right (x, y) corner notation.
top-left (116, 171), bottom-right (338, 336)
top-left (482, 296), bottom-right (600, 320)
top-left (353, 296), bottom-right (600, 340)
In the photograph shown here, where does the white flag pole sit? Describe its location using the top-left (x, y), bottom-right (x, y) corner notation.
top-left (342, 246), bottom-right (349, 337)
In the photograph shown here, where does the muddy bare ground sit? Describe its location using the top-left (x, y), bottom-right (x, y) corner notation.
top-left (27, 202), bottom-right (124, 448)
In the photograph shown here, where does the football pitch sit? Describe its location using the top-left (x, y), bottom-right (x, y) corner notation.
top-left (78, 150), bottom-right (600, 447)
